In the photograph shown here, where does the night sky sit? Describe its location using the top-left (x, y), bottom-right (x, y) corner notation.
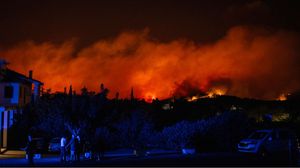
top-left (1, 0), bottom-right (299, 48)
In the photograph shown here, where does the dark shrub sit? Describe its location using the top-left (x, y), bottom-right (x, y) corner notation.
top-left (161, 120), bottom-right (198, 149)
top-left (112, 110), bottom-right (157, 150)
top-left (160, 111), bottom-right (254, 152)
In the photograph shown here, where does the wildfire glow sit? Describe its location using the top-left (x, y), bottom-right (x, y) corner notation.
top-left (207, 88), bottom-right (226, 98)
top-left (277, 93), bottom-right (288, 101)
top-left (1, 26), bottom-right (300, 100)
top-left (144, 92), bottom-right (156, 103)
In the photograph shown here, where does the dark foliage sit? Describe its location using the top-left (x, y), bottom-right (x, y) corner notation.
top-left (9, 86), bottom-right (300, 153)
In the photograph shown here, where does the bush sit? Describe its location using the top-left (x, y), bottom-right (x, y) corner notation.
top-left (161, 120), bottom-right (198, 149)
top-left (160, 111), bottom-right (254, 152)
top-left (197, 111), bottom-right (255, 151)
top-left (112, 110), bottom-right (157, 150)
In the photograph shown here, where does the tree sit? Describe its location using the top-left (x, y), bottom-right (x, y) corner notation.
top-left (113, 109), bottom-right (156, 154)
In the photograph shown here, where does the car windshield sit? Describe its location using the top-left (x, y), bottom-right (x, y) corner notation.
top-left (50, 138), bottom-right (60, 143)
top-left (248, 131), bottom-right (268, 140)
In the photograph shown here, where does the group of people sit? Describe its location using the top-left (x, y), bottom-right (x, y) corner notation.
top-left (60, 134), bottom-right (81, 163)
top-left (24, 133), bottom-right (81, 165)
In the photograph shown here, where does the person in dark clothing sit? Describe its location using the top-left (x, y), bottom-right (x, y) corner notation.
top-left (68, 135), bottom-right (76, 162)
top-left (25, 134), bottom-right (34, 165)
top-left (75, 135), bottom-right (81, 161)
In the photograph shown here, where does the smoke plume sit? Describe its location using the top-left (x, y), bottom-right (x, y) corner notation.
top-left (1, 26), bottom-right (300, 100)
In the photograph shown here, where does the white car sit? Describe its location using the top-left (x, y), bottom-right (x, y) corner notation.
top-left (238, 129), bottom-right (299, 160)
top-left (48, 137), bottom-right (60, 152)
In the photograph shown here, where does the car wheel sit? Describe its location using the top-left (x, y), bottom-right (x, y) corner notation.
top-left (258, 148), bottom-right (268, 159)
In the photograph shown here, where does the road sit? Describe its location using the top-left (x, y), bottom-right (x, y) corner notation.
top-left (0, 150), bottom-right (299, 166)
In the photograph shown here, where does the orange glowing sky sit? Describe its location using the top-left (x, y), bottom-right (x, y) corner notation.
top-left (1, 26), bottom-right (300, 100)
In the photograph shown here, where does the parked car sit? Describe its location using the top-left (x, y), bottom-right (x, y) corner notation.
top-left (48, 137), bottom-right (61, 153)
top-left (237, 129), bottom-right (299, 161)
top-left (32, 137), bottom-right (48, 154)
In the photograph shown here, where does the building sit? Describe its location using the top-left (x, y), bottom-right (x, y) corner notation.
top-left (0, 60), bottom-right (43, 152)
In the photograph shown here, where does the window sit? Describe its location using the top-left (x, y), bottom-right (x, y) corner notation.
top-left (278, 131), bottom-right (290, 140)
top-left (271, 131), bottom-right (277, 139)
top-left (4, 86), bottom-right (13, 98)
top-left (249, 132), bottom-right (268, 139)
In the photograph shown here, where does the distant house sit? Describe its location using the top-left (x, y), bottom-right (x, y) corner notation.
top-left (0, 60), bottom-right (43, 152)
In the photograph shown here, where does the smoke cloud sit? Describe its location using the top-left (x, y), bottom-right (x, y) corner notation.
top-left (1, 26), bottom-right (300, 100)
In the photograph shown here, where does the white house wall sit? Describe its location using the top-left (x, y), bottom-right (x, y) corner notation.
top-left (0, 107), bottom-right (15, 149)
top-left (9, 110), bottom-right (14, 127)
top-left (0, 108), bottom-right (9, 148)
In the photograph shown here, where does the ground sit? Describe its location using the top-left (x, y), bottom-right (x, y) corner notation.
top-left (0, 149), bottom-right (299, 166)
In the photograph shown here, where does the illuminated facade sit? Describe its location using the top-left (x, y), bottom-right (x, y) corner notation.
top-left (0, 61), bottom-right (43, 152)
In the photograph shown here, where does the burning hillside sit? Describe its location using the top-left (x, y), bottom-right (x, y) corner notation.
top-left (1, 26), bottom-right (300, 100)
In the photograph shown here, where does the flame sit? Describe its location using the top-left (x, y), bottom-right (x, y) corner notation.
top-left (144, 92), bottom-right (156, 103)
top-left (207, 88), bottom-right (226, 98)
top-left (187, 95), bottom-right (200, 102)
top-left (1, 26), bottom-right (300, 100)
top-left (277, 93), bottom-right (288, 101)
top-left (187, 88), bottom-right (226, 101)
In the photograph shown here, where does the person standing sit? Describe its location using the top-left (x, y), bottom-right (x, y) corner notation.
top-left (75, 135), bottom-right (81, 161)
top-left (25, 134), bottom-right (34, 166)
top-left (60, 135), bottom-right (67, 163)
top-left (68, 134), bottom-right (76, 162)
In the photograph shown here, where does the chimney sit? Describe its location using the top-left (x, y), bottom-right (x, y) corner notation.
top-left (29, 70), bottom-right (33, 79)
